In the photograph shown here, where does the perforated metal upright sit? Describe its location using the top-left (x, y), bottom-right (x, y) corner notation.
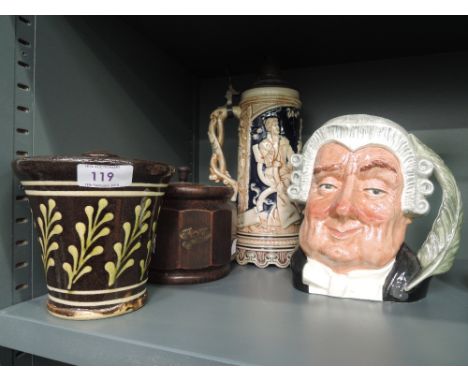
top-left (12, 15), bottom-right (35, 305)
top-left (0, 15), bottom-right (37, 366)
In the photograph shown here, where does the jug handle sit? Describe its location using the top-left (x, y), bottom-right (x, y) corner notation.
top-left (208, 105), bottom-right (241, 202)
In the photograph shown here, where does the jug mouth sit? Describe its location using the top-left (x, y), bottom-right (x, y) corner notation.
top-left (240, 86), bottom-right (301, 104)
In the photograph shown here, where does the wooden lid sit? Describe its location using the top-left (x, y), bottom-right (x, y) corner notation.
top-left (166, 167), bottom-right (233, 200)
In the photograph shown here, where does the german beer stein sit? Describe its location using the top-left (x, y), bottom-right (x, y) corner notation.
top-left (208, 70), bottom-right (303, 268)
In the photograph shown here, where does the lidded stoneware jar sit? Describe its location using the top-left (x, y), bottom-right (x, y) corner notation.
top-left (13, 152), bottom-right (174, 320)
top-left (149, 167), bottom-right (235, 284)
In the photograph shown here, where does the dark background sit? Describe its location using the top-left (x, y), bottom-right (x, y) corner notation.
top-left (123, 16), bottom-right (468, 77)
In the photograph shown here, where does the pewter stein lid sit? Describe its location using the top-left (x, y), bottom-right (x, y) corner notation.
top-left (250, 60), bottom-right (293, 89)
top-left (241, 62), bottom-right (300, 104)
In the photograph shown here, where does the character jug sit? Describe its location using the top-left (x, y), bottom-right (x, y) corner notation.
top-left (208, 68), bottom-right (303, 268)
top-left (288, 115), bottom-right (463, 302)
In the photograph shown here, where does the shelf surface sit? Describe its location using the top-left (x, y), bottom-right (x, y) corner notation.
top-left (1, 261), bottom-right (468, 365)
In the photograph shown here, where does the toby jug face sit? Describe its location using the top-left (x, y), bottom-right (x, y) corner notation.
top-left (288, 114), bottom-right (463, 302)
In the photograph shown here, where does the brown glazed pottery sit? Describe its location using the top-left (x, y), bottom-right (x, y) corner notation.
top-left (149, 167), bottom-right (235, 284)
top-left (13, 152), bottom-right (174, 320)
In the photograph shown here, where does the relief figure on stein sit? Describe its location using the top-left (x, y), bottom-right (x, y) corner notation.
top-left (243, 110), bottom-right (301, 231)
top-left (235, 106), bottom-right (302, 267)
top-left (288, 114), bottom-right (462, 302)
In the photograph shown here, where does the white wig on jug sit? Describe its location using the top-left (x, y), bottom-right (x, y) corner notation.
top-left (287, 114), bottom-right (434, 215)
top-left (288, 114), bottom-right (463, 291)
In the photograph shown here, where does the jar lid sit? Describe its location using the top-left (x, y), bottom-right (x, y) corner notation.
top-left (12, 151), bottom-right (175, 184)
top-left (166, 166), bottom-right (233, 200)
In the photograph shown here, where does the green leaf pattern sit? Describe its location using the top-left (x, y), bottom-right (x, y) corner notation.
top-left (105, 198), bottom-right (153, 286)
top-left (37, 199), bottom-right (63, 273)
top-left (62, 198), bottom-right (114, 290)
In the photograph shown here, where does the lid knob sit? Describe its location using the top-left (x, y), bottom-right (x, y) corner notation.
top-left (178, 166), bottom-right (191, 182)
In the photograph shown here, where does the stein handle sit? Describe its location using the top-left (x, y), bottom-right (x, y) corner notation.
top-left (208, 105), bottom-right (241, 202)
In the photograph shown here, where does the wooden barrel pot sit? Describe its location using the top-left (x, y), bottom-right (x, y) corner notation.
top-left (149, 167), bottom-right (236, 285)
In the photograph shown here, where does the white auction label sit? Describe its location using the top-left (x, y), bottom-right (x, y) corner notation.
top-left (77, 164), bottom-right (134, 188)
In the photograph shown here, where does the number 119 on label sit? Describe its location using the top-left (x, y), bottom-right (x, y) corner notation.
top-left (92, 171), bottom-right (115, 182)
top-left (77, 164), bottom-right (133, 188)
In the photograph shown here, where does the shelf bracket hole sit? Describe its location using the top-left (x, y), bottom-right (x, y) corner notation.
top-left (15, 239), bottom-right (29, 246)
top-left (18, 16), bottom-right (31, 25)
top-left (16, 128), bottom-right (29, 135)
top-left (15, 283), bottom-right (29, 291)
top-left (17, 83), bottom-right (30, 91)
top-left (15, 261), bottom-right (29, 269)
top-left (15, 217), bottom-right (28, 224)
top-left (16, 150), bottom-right (29, 157)
top-left (17, 61), bottom-right (30, 69)
top-left (18, 38), bottom-right (30, 47)
top-left (16, 105), bottom-right (30, 113)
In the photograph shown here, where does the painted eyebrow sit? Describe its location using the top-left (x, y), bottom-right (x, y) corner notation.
top-left (360, 160), bottom-right (397, 174)
top-left (313, 164), bottom-right (342, 175)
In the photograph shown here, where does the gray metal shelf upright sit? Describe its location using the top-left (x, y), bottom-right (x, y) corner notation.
top-left (1, 15), bottom-right (468, 366)
top-left (0, 14), bottom-right (37, 366)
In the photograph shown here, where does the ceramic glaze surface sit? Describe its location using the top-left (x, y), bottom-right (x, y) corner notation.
top-left (301, 142), bottom-right (410, 274)
top-left (208, 86), bottom-right (303, 268)
top-left (13, 153), bottom-right (174, 319)
top-left (288, 114), bottom-right (463, 301)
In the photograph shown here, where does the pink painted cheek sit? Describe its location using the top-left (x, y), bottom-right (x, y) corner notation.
top-left (306, 195), bottom-right (331, 220)
top-left (354, 198), bottom-right (396, 223)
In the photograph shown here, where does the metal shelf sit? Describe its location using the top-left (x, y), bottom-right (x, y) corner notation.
top-left (1, 261), bottom-right (468, 365)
